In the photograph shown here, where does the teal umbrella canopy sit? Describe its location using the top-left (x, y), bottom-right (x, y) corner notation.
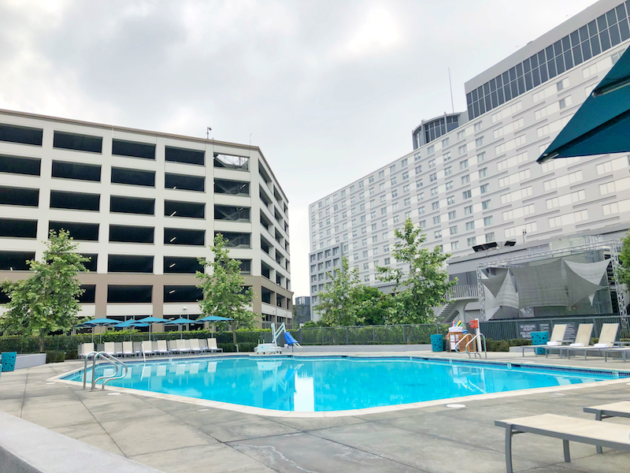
top-left (115, 320), bottom-right (149, 328)
top-left (137, 316), bottom-right (168, 324)
top-left (83, 318), bottom-right (120, 326)
top-left (538, 47), bottom-right (630, 163)
top-left (165, 317), bottom-right (196, 339)
top-left (197, 315), bottom-right (232, 322)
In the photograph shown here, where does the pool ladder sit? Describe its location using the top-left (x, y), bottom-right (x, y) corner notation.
top-left (82, 351), bottom-right (129, 391)
top-left (465, 333), bottom-right (487, 359)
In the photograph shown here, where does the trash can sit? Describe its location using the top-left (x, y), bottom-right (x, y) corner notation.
top-left (531, 331), bottom-right (548, 355)
top-left (430, 334), bottom-right (444, 352)
top-left (1, 352), bottom-right (17, 372)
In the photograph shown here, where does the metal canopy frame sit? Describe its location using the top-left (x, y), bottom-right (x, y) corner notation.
top-left (476, 239), bottom-right (627, 323)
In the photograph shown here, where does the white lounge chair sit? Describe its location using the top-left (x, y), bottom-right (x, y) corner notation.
top-left (167, 339), bottom-right (178, 355)
top-left (122, 341), bottom-right (134, 357)
top-left (521, 324), bottom-right (568, 356)
top-left (545, 323), bottom-right (593, 358)
top-left (157, 340), bottom-right (169, 356)
top-left (103, 342), bottom-right (116, 356)
top-left (564, 323), bottom-right (618, 359)
top-left (178, 339), bottom-right (191, 355)
top-left (584, 401), bottom-right (630, 453)
top-left (190, 339), bottom-right (203, 354)
top-left (207, 338), bottom-right (223, 353)
top-left (496, 414), bottom-right (630, 473)
top-left (141, 340), bottom-right (155, 356)
top-left (80, 343), bottom-right (95, 359)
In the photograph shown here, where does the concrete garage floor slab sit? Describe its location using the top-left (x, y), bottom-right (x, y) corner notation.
top-left (1, 352), bottom-right (629, 473)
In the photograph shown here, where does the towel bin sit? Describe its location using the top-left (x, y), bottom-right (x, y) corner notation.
top-left (430, 334), bottom-right (444, 352)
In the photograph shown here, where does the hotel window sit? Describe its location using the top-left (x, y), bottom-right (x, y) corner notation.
top-left (363, 263), bottom-right (369, 270)
top-left (380, 195), bottom-right (386, 203)
top-left (434, 230), bottom-right (442, 238)
top-left (445, 166), bottom-right (452, 176)
top-left (393, 215), bottom-right (400, 224)
top-left (467, 237), bottom-right (477, 247)
top-left (371, 223), bottom-right (377, 231)
top-left (418, 206), bottom-right (425, 215)
top-left (403, 184), bottom-right (410, 193)
top-left (416, 179), bottom-right (423, 188)
top-left (350, 185), bottom-right (355, 192)
top-left (359, 181), bottom-right (364, 188)
top-left (433, 216), bottom-right (441, 224)
top-left (382, 219), bottom-right (388, 227)
top-left (404, 197), bottom-right (411, 206)
top-left (381, 208), bottom-right (387, 215)
top-left (390, 164), bottom-right (396, 172)
top-left (474, 121), bottom-right (482, 132)
top-left (378, 171), bottom-right (384, 179)
top-left (392, 202), bottom-right (398, 211)
top-left (448, 210), bottom-right (456, 220)
top-left (458, 145), bottom-right (467, 155)
top-left (449, 226), bottom-right (457, 235)
top-left (479, 167), bottom-right (488, 178)
top-left (369, 175), bottom-right (374, 183)
top-left (480, 183), bottom-right (489, 194)
top-left (460, 159), bottom-right (468, 170)
top-left (442, 137), bottom-right (449, 147)
top-left (475, 137), bottom-right (484, 147)
top-left (461, 175), bottom-right (470, 185)
top-left (445, 181), bottom-right (453, 190)
top-left (427, 145), bottom-right (434, 155)
top-left (382, 232), bottom-right (389, 240)
top-left (463, 190), bottom-right (472, 199)
top-left (477, 152), bottom-right (486, 163)
top-left (464, 205), bottom-right (473, 215)
top-left (370, 211), bottom-right (376, 218)
top-left (429, 159), bottom-right (436, 168)
top-left (484, 216), bottom-right (493, 226)
top-left (447, 196), bottom-right (455, 205)
top-left (466, 221), bottom-right (475, 231)
top-left (418, 221), bottom-right (425, 228)
top-left (443, 152), bottom-right (452, 162)
top-left (391, 177), bottom-right (397, 185)
top-left (414, 152), bottom-right (421, 161)
top-left (415, 165), bottom-right (422, 174)
top-left (451, 241), bottom-right (459, 250)
top-left (401, 158), bottom-right (408, 167)
top-left (457, 130), bottom-right (465, 140)
top-left (402, 171), bottom-right (409, 180)
top-left (432, 201), bottom-right (439, 210)
top-left (430, 173), bottom-right (437, 182)
top-left (372, 236), bottom-right (377, 243)
top-left (431, 187), bottom-right (438, 196)
top-left (482, 199), bottom-right (491, 210)
top-left (384, 257), bottom-right (391, 265)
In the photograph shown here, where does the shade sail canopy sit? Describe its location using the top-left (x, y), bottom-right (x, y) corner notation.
top-left (197, 315), bottom-right (232, 322)
top-left (538, 47), bottom-right (630, 163)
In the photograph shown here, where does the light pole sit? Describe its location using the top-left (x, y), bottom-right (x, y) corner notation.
top-left (522, 229), bottom-right (527, 245)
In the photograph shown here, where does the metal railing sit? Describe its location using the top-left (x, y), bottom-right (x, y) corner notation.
top-left (466, 333), bottom-right (487, 359)
top-left (446, 285), bottom-right (479, 301)
top-left (82, 352), bottom-right (128, 391)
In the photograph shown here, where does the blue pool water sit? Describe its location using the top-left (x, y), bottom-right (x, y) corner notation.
top-left (64, 356), bottom-right (622, 412)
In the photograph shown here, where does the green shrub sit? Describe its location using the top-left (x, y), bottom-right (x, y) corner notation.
top-left (486, 339), bottom-right (510, 352)
top-left (508, 339), bottom-right (532, 347)
top-left (45, 351), bottom-right (65, 363)
top-left (219, 342), bottom-right (256, 353)
top-left (66, 350), bottom-right (78, 360)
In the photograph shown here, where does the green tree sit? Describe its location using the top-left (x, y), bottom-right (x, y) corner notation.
top-left (355, 286), bottom-right (395, 326)
top-left (617, 231), bottom-right (630, 292)
top-left (0, 230), bottom-right (89, 352)
top-left (197, 233), bottom-right (257, 343)
top-left (317, 257), bottom-right (365, 326)
top-left (377, 219), bottom-right (455, 326)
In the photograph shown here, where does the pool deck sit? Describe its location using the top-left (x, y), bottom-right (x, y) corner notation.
top-left (1, 350), bottom-right (630, 473)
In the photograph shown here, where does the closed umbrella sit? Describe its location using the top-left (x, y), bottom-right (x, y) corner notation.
top-left (197, 315), bottom-right (232, 338)
top-left (538, 47), bottom-right (630, 163)
top-left (81, 318), bottom-right (120, 343)
top-left (136, 316), bottom-right (169, 341)
top-left (165, 317), bottom-right (196, 339)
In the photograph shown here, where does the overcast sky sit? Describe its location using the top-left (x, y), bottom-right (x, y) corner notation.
top-left (0, 0), bottom-right (598, 297)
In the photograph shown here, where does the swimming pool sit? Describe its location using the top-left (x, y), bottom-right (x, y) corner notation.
top-left (63, 356), bottom-right (624, 412)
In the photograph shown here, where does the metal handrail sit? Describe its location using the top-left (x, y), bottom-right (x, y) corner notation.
top-left (82, 351), bottom-right (98, 390)
top-left (89, 352), bottom-right (128, 391)
top-left (465, 333), bottom-right (487, 359)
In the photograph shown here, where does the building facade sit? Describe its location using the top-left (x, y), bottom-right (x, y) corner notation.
top-left (309, 0), bottom-right (630, 320)
top-left (0, 109), bottom-right (293, 327)
top-left (293, 296), bottom-right (312, 326)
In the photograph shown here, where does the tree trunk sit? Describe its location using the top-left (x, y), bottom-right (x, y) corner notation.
top-left (231, 321), bottom-right (237, 344)
top-left (40, 333), bottom-right (46, 353)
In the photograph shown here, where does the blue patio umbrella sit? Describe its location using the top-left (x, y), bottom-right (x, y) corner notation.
top-left (80, 318), bottom-right (120, 343)
top-left (165, 317), bottom-right (196, 339)
top-left (115, 319), bottom-right (149, 340)
top-left (136, 316), bottom-right (169, 341)
top-left (538, 47), bottom-right (630, 163)
top-left (197, 315), bottom-right (232, 337)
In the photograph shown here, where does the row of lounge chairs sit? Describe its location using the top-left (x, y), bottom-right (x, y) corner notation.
top-left (79, 339), bottom-right (223, 358)
top-left (521, 323), bottom-right (629, 361)
top-left (497, 401), bottom-right (630, 472)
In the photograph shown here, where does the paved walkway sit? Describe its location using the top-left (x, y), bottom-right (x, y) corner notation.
top-left (1, 352), bottom-right (629, 472)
